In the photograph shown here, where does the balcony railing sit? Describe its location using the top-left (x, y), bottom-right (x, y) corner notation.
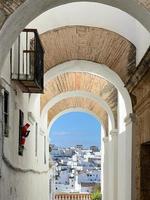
top-left (10, 29), bottom-right (44, 93)
top-left (55, 193), bottom-right (91, 200)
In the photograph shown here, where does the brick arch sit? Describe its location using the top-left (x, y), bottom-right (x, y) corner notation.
top-left (41, 72), bottom-right (117, 126)
top-left (47, 96), bottom-right (108, 135)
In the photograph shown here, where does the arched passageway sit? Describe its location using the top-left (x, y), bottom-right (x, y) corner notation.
top-left (38, 60), bottom-right (133, 200)
top-left (0, 2), bottom-right (149, 200)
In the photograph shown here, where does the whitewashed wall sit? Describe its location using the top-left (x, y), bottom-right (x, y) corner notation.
top-left (101, 89), bottom-right (132, 200)
top-left (0, 53), bottom-right (49, 200)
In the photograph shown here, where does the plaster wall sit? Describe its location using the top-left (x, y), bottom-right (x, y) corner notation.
top-left (0, 164), bottom-right (49, 200)
top-left (117, 131), bottom-right (126, 200)
top-left (102, 138), bottom-right (109, 200)
top-left (118, 91), bottom-right (126, 133)
top-left (112, 131), bottom-right (118, 200)
top-left (104, 129), bottom-right (132, 200)
top-left (101, 125), bottom-right (105, 199)
top-left (107, 139), bottom-right (114, 200)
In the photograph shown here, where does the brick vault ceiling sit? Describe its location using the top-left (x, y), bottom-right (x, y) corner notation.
top-left (40, 26), bottom-right (136, 83)
top-left (41, 72), bottom-right (117, 127)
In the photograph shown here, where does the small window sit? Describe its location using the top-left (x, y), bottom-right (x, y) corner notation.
top-left (18, 110), bottom-right (24, 156)
top-left (3, 90), bottom-right (9, 137)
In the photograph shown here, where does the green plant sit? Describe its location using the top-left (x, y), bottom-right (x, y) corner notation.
top-left (91, 191), bottom-right (102, 200)
top-left (91, 184), bottom-right (102, 200)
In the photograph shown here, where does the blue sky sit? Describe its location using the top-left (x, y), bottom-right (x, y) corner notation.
top-left (49, 112), bottom-right (101, 148)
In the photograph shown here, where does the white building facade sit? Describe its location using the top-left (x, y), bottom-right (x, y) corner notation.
top-left (51, 146), bottom-right (101, 194)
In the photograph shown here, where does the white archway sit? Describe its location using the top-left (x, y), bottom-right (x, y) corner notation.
top-left (27, 2), bottom-right (150, 64)
top-left (44, 60), bottom-right (132, 115)
top-left (48, 107), bottom-right (103, 132)
top-left (41, 90), bottom-right (115, 130)
top-left (41, 60), bottom-right (133, 200)
top-left (48, 107), bottom-right (106, 199)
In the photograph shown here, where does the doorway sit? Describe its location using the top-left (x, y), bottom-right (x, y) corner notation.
top-left (141, 142), bottom-right (150, 200)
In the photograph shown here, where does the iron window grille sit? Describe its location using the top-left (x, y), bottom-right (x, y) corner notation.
top-left (3, 90), bottom-right (9, 137)
top-left (18, 110), bottom-right (24, 156)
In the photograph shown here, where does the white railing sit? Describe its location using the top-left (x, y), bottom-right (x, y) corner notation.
top-left (55, 193), bottom-right (91, 200)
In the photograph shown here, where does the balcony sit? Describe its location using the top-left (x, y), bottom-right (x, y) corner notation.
top-left (10, 29), bottom-right (44, 93)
